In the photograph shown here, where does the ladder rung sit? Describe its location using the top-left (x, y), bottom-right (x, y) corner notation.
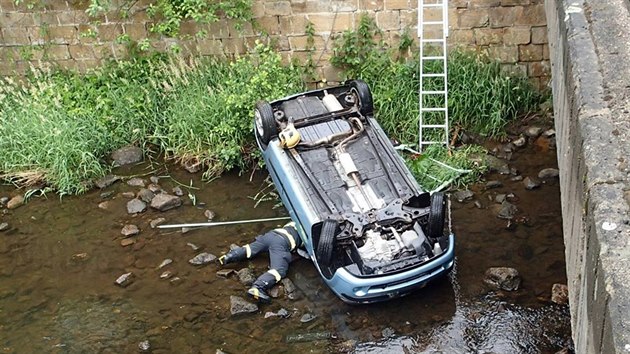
top-left (422, 21), bottom-right (444, 25)
top-left (421, 107), bottom-right (447, 112)
top-left (419, 141), bottom-right (446, 145)
top-left (422, 3), bottom-right (444, 8)
top-left (421, 90), bottom-right (446, 94)
top-left (422, 73), bottom-right (446, 77)
top-left (421, 39), bottom-right (445, 43)
top-left (420, 124), bottom-right (448, 128)
top-left (420, 56), bottom-right (445, 60)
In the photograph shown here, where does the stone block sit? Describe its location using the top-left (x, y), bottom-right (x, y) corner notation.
top-left (474, 28), bottom-right (502, 45)
top-left (289, 35), bottom-right (325, 51)
top-left (92, 44), bottom-right (114, 59)
top-left (43, 1), bottom-right (69, 11)
top-left (222, 38), bottom-right (247, 54)
top-left (519, 43), bottom-right (543, 61)
top-left (501, 0), bottom-right (530, 4)
top-left (489, 6), bottom-right (524, 28)
top-left (1, 12), bottom-right (35, 27)
top-left (385, 0), bottom-right (408, 10)
top-left (123, 23), bottom-right (147, 41)
top-left (515, 4), bottom-right (545, 26)
top-left (458, 9), bottom-right (489, 28)
top-left (265, 1), bottom-right (292, 16)
top-left (0, 0), bottom-right (15, 12)
top-left (251, 2), bottom-right (265, 18)
top-left (207, 21), bottom-right (230, 39)
top-left (399, 10), bottom-right (417, 28)
top-left (503, 26), bottom-right (530, 45)
top-left (293, 0), bottom-right (333, 13)
top-left (56, 10), bottom-right (89, 26)
top-left (450, 0), bottom-right (470, 8)
top-left (1, 27), bottom-right (29, 45)
top-left (422, 7), bottom-right (443, 22)
top-left (500, 63), bottom-right (527, 76)
top-left (270, 35), bottom-right (290, 51)
top-left (197, 39), bottom-right (224, 56)
top-left (320, 64), bottom-right (344, 83)
top-left (376, 10), bottom-right (400, 31)
top-left (68, 44), bottom-right (94, 59)
top-left (44, 44), bottom-right (71, 60)
top-left (256, 16), bottom-right (280, 35)
top-left (309, 13), bottom-right (353, 33)
top-left (542, 43), bottom-right (548, 60)
top-left (111, 43), bottom-right (128, 59)
top-left (531, 26), bottom-right (548, 44)
top-left (527, 60), bottom-right (550, 77)
top-left (333, 0), bottom-right (359, 12)
top-left (279, 15), bottom-right (309, 35)
top-left (32, 12), bottom-right (59, 26)
top-left (76, 58), bottom-right (101, 73)
top-left (358, 0), bottom-right (384, 11)
top-left (97, 24), bottom-right (122, 42)
top-left (448, 29), bottom-right (475, 44)
top-left (484, 45), bottom-right (518, 63)
top-left (470, 0), bottom-right (500, 8)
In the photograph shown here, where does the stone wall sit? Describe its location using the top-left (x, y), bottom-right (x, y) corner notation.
top-left (546, 0), bottom-right (630, 352)
top-left (0, 0), bottom-right (549, 87)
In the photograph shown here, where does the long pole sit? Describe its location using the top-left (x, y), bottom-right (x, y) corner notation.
top-left (157, 216), bottom-right (291, 229)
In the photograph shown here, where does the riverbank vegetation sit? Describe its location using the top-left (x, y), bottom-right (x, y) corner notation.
top-left (0, 16), bottom-right (545, 195)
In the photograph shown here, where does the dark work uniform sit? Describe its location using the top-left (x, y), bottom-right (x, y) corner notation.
top-left (222, 221), bottom-right (303, 295)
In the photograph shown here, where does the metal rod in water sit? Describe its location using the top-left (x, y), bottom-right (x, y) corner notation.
top-left (157, 216), bottom-right (291, 229)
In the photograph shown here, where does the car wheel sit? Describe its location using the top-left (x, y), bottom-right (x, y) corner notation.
top-left (254, 101), bottom-right (277, 146)
top-left (350, 79), bottom-right (373, 116)
top-left (317, 220), bottom-right (337, 267)
top-left (427, 192), bottom-right (446, 238)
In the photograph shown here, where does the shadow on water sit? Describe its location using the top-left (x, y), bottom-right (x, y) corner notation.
top-left (0, 138), bottom-right (571, 353)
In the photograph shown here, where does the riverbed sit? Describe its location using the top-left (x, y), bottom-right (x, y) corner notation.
top-left (0, 133), bottom-right (571, 353)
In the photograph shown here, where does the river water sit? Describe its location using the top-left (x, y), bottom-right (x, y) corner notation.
top-left (0, 137), bottom-right (571, 353)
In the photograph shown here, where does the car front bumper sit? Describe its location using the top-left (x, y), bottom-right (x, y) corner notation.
top-left (326, 234), bottom-right (455, 304)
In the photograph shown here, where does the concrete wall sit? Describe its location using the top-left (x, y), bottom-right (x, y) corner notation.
top-left (0, 0), bottom-right (549, 86)
top-left (546, 0), bottom-right (630, 352)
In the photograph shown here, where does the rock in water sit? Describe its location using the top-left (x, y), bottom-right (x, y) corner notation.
top-left (300, 313), bottom-right (316, 323)
top-left (497, 201), bottom-right (518, 220)
top-left (551, 283), bottom-right (569, 304)
top-left (0, 223), bottom-right (9, 232)
top-left (0, 196), bottom-right (9, 206)
top-left (120, 239), bottom-right (135, 247)
top-left (114, 272), bottom-right (134, 287)
top-left (523, 177), bottom-right (542, 190)
top-left (512, 136), bottom-right (526, 148)
top-left (126, 199), bottom-right (147, 214)
top-left (204, 209), bottom-right (216, 221)
top-left (237, 268), bottom-right (256, 286)
top-left (538, 168), bottom-right (560, 179)
top-left (149, 218), bottom-right (166, 229)
top-left (230, 296), bottom-right (258, 315)
top-left (126, 178), bottom-right (145, 187)
top-left (158, 259), bottom-right (173, 269)
top-left (524, 126), bottom-right (543, 138)
top-left (188, 252), bottom-right (216, 265)
top-left (485, 180), bottom-right (503, 189)
top-left (7, 195), bottom-right (24, 210)
top-left (172, 186), bottom-right (184, 196)
top-left (138, 340), bottom-right (151, 352)
top-left (95, 174), bottom-right (121, 189)
top-left (110, 146), bottom-right (143, 166)
top-left (483, 267), bottom-right (521, 291)
top-left (150, 194), bottom-right (182, 211)
top-left (121, 224), bottom-right (140, 237)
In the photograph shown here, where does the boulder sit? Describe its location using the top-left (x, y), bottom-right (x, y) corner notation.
top-left (188, 252), bottom-right (216, 266)
top-left (172, 186), bottom-right (184, 196)
top-left (0, 222), bottom-right (9, 232)
top-left (149, 218), bottom-right (166, 229)
top-left (150, 194), bottom-right (182, 211)
top-left (512, 136), bottom-right (526, 148)
top-left (237, 268), bottom-right (256, 286)
top-left (483, 267), bottom-right (521, 291)
top-left (114, 272), bottom-right (134, 287)
top-left (204, 209), bottom-right (216, 221)
top-left (538, 168), bottom-right (560, 179)
top-left (0, 196), bottom-right (9, 206)
top-left (121, 224), bottom-right (140, 237)
top-left (497, 201), bottom-right (518, 220)
top-left (95, 174), bottom-right (120, 189)
top-left (485, 180), bottom-right (503, 189)
top-left (120, 238), bottom-right (136, 247)
top-left (523, 177), bottom-right (542, 190)
top-left (230, 296), bottom-right (258, 315)
top-left (126, 199), bottom-right (147, 214)
top-left (7, 195), bottom-right (24, 210)
top-left (524, 126), bottom-right (543, 138)
top-left (551, 283), bottom-right (569, 305)
top-left (137, 189), bottom-right (155, 203)
top-left (111, 146), bottom-right (143, 166)
top-left (126, 178), bottom-right (145, 187)
top-left (454, 189), bottom-right (474, 203)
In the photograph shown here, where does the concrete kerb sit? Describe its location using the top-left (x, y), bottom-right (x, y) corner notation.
top-left (546, 0), bottom-right (630, 352)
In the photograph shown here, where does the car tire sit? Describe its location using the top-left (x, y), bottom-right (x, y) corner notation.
top-left (317, 220), bottom-right (337, 267)
top-left (254, 101), bottom-right (277, 146)
top-left (349, 80), bottom-right (374, 116)
top-left (427, 192), bottom-right (446, 238)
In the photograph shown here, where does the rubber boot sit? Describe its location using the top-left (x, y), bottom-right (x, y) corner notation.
top-left (247, 272), bottom-right (277, 304)
top-left (217, 247), bottom-right (246, 266)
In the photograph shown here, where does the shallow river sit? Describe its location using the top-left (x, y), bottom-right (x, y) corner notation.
top-left (0, 138), bottom-right (571, 353)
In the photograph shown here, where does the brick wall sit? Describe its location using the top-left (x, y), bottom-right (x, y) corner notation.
top-left (0, 0), bottom-right (549, 88)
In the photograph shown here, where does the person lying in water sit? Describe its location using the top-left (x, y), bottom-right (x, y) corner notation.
top-left (218, 221), bottom-right (302, 303)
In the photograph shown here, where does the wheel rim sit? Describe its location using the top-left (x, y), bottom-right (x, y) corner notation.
top-left (254, 109), bottom-right (264, 137)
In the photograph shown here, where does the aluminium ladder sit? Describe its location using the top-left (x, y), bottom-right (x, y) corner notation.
top-left (418, 0), bottom-right (449, 152)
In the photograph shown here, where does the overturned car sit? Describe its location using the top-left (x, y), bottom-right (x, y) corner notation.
top-left (254, 80), bottom-right (454, 304)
